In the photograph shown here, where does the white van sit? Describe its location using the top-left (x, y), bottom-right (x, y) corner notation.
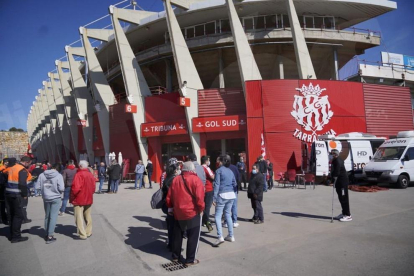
top-left (309, 132), bottom-right (385, 182)
top-left (364, 131), bottom-right (414, 189)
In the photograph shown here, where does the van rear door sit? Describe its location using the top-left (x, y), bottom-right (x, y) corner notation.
top-left (349, 140), bottom-right (373, 173)
top-left (315, 141), bottom-right (329, 176)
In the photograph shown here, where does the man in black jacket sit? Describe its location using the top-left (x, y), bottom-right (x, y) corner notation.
top-left (146, 160), bottom-right (153, 189)
top-left (248, 165), bottom-right (264, 224)
top-left (256, 156), bottom-right (268, 192)
top-left (108, 160), bottom-right (121, 194)
top-left (266, 159), bottom-right (274, 190)
top-left (330, 149), bottom-right (352, 222)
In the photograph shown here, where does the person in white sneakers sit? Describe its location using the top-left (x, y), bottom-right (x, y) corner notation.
top-left (330, 149), bottom-right (352, 222)
top-left (213, 155), bottom-right (237, 246)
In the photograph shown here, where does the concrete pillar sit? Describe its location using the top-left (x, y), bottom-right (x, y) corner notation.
top-left (43, 81), bottom-right (63, 162)
top-left (163, 0), bottom-right (204, 161)
top-left (65, 46), bottom-right (95, 163)
top-left (333, 47), bottom-right (339, 80)
top-left (49, 73), bottom-right (71, 162)
top-left (165, 59), bottom-right (173, 92)
top-left (109, 6), bottom-right (156, 163)
top-left (80, 27), bottom-right (116, 159)
top-left (221, 139), bottom-right (226, 155)
top-left (226, 0), bottom-right (262, 93)
top-left (218, 48), bottom-right (225, 88)
top-left (286, 0), bottom-right (316, 79)
top-left (278, 55), bottom-right (285, 79)
top-left (56, 60), bottom-right (80, 162)
top-left (39, 88), bottom-right (57, 163)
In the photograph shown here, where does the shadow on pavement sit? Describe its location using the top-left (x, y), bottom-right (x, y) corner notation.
top-left (22, 225), bottom-right (44, 239)
top-left (0, 224), bottom-right (9, 239)
top-left (55, 224), bottom-right (77, 238)
top-left (133, 216), bottom-right (166, 230)
top-left (125, 226), bottom-right (171, 260)
top-left (272, 212), bottom-right (332, 221)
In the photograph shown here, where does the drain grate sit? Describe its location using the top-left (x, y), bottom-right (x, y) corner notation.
top-left (161, 261), bottom-right (188, 272)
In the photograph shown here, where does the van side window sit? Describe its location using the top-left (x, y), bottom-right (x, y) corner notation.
top-left (406, 148), bottom-right (414, 160)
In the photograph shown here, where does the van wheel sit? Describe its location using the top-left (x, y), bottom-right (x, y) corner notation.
top-left (397, 175), bottom-right (409, 189)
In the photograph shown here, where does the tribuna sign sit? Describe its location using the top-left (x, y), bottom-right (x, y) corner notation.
top-left (291, 83), bottom-right (336, 142)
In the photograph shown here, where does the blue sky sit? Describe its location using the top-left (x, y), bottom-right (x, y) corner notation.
top-left (0, 0), bottom-right (412, 131)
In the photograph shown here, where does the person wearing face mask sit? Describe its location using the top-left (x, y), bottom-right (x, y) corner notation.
top-left (248, 165), bottom-right (265, 224)
top-left (236, 156), bottom-right (247, 191)
top-left (330, 149), bottom-right (352, 222)
top-left (201, 156), bottom-right (214, 232)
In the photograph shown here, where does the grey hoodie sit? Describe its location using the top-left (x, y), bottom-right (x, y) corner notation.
top-left (36, 170), bottom-right (65, 202)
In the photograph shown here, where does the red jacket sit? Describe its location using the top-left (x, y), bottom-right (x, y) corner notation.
top-left (70, 168), bottom-right (95, 206)
top-left (166, 171), bottom-right (205, 221)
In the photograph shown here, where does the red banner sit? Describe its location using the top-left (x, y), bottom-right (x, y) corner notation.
top-left (141, 120), bottom-right (188, 137)
top-left (192, 115), bottom-right (247, 133)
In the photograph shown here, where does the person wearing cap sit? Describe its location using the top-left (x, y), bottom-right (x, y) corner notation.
top-left (4, 156), bottom-right (32, 243)
top-left (70, 160), bottom-right (96, 240)
top-left (166, 161), bottom-right (205, 266)
top-left (187, 153), bottom-right (206, 186)
top-left (330, 149), bottom-right (352, 222)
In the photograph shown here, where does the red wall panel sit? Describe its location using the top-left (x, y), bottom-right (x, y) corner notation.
top-left (363, 84), bottom-right (413, 137)
top-left (246, 117), bottom-right (264, 173)
top-left (109, 102), bottom-right (140, 172)
top-left (262, 80), bottom-right (299, 118)
top-left (145, 92), bottom-right (186, 123)
top-left (265, 132), bottom-right (302, 174)
top-left (198, 88), bottom-right (246, 117)
top-left (245, 81), bottom-right (263, 118)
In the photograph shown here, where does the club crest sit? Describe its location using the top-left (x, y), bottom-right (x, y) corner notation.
top-left (291, 83), bottom-right (334, 135)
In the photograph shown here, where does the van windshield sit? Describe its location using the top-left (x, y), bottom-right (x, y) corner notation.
top-left (373, 147), bottom-right (406, 161)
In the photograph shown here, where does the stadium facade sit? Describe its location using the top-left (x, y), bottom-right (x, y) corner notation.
top-left (27, 0), bottom-right (413, 180)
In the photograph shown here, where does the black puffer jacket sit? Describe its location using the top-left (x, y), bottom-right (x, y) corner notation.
top-left (108, 164), bottom-right (122, 180)
top-left (248, 172), bottom-right (264, 201)
top-left (161, 174), bottom-right (176, 214)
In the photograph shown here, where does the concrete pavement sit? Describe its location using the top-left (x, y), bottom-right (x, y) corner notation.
top-left (1, 182), bottom-right (413, 276)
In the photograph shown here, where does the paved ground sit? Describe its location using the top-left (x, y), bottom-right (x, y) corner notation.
top-left (1, 181), bottom-right (414, 276)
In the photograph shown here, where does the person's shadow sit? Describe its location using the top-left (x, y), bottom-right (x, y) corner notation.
top-left (133, 216), bottom-right (166, 230)
top-left (125, 226), bottom-right (171, 260)
top-left (272, 212), bottom-right (332, 221)
top-left (22, 226), bottom-right (45, 239)
top-left (55, 224), bottom-right (78, 238)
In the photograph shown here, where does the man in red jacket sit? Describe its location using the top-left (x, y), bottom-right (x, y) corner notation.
top-left (166, 161), bottom-right (205, 266)
top-left (70, 160), bottom-right (95, 240)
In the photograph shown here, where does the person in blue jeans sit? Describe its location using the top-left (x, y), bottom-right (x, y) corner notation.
top-left (224, 162), bottom-right (240, 228)
top-left (134, 160), bottom-right (145, 189)
top-left (97, 162), bottom-right (106, 194)
top-left (213, 155), bottom-right (237, 247)
top-left (36, 163), bottom-right (65, 244)
top-left (108, 159), bottom-right (122, 194)
top-left (59, 160), bottom-right (77, 216)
